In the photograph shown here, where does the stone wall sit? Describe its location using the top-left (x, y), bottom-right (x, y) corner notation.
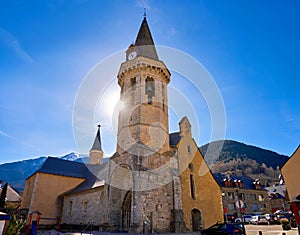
top-left (117, 56), bottom-right (170, 154)
top-left (107, 149), bottom-right (186, 233)
top-left (62, 187), bottom-right (105, 225)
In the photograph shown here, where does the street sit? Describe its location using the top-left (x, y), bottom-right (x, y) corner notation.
top-left (245, 224), bottom-right (299, 235)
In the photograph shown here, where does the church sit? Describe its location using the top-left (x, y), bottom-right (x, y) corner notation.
top-left (21, 16), bottom-right (224, 233)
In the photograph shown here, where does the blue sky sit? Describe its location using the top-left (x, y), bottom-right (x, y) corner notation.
top-left (0, 0), bottom-right (299, 163)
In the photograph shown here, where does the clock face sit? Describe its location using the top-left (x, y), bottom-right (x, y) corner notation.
top-left (128, 51), bottom-right (137, 60)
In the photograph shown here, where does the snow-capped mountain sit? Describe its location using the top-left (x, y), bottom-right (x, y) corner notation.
top-left (0, 152), bottom-right (89, 191)
top-left (60, 152), bottom-right (80, 161)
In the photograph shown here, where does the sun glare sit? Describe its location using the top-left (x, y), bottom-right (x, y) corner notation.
top-left (102, 88), bottom-right (123, 116)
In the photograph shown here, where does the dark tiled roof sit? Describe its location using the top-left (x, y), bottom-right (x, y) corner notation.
top-left (125, 141), bottom-right (156, 156)
top-left (135, 17), bottom-right (158, 60)
top-left (35, 157), bottom-right (87, 179)
top-left (169, 132), bottom-right (181, 146)
top-left (270, 193), bottom-right (285, 199)
top-left (213, 173), bottom-right (264, 190)
top-left (67, 162), bottom-right (108, 195)
top-left (91, 125), bottom-right (102, 151)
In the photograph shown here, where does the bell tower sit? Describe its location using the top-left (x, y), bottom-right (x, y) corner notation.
top-left (89, 125), bottom-right (103, 164)
top-left (117, 16), bottom-right (171, 154)
top-left (107, 16), bottom-right (186, 234)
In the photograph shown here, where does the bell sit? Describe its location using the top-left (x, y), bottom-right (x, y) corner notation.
top-left (146, 85), bottom-right (154, 94)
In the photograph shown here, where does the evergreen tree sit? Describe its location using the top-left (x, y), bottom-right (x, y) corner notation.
top-left (0, 183), bottom-right (8, 208)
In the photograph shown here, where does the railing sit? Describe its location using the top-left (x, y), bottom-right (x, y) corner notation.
top-left (81, 222), bottom-right (93, 235)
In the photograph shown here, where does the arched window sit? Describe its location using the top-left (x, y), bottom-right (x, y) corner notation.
top-left (189, 163), bottom-right (196, 199)
top-left (145, 77), bottom-right (155, 104)
top-left (191, 209), bottom-right (202, 231)
top-left (68, 201), bottom-right (73, 215)
top-left (162, 83), bottom-right (165, 111)
top-left (190, 174), bottom-right (196, 199)
top-left (188, 162), bottom-right (194, 171)
top-left (131, 77), bottom-right (136, 90)
top-left (130, 77), bottom-right (136, 104)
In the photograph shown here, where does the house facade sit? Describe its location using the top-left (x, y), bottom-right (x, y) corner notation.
top-left (214, 174), bottom-right (271, 217)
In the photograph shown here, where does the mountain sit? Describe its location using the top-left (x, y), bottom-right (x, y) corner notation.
top-left (0, 140), bottom-right (289, 191)
top-left (0, 153), bottom-right (88, 191)
top-left (200, 140), bottom-right (289, 185)
top-left (0, 157), bottom-right (46, 191)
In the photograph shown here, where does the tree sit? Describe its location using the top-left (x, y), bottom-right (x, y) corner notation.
top-left (0, 183), bottom-right (8, 208)
top-left (5, 214), bottom-right (26, 235)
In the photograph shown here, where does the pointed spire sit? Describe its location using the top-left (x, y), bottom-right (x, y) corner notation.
top-left (135, 15), bottom-right (158, 60)
top-left (90, 124), bottom-right (102, 151)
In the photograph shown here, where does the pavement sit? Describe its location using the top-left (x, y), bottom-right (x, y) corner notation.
top-left (37, 225), bottom-right (300, 235)
top-left (245, 224), bottom-right (299, 235)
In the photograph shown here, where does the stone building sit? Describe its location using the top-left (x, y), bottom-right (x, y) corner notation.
top-left (214, 174), bottom-right (271, 217)
top-left (21, 16), bottom-right (224, 232)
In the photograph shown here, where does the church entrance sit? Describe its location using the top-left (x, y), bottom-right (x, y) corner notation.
top-left (121, 191), bottom-right (132, 232)
top-left (191, 208), bottom-right (202, 231)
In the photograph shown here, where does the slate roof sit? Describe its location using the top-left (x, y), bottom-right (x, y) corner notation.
top-left (213, 173), bottom-right (265, 190)
top-left (134, 17), bottom-right (158, 60)
top-left (91, 125), bottom-right (102, 151)
top-left (169, 132), bottom-right (181, 147)
top-left (32, 157), bottom-right (87, 179)
top-left (66, 162), bottom-right (108, 195)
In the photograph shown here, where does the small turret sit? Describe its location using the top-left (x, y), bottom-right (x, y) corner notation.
top-left (89, 125), bottom-right (104, 164)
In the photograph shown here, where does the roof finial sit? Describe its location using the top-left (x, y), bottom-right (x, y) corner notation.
top-left (143, 8), bottom-right (146, 18)
top-left (97, 124), bottom-right (101, 128)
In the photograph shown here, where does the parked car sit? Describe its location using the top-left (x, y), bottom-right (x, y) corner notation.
top-left (226, 214), bottom-right (237, 223)
top-left (235, 215), bottom-right (252, 223)
top-left (201, 222), bottom-right (246, 235)
top-left (250, 215), bottom-right (268, 225)
top-left (264, 214), bottom-right (279, 224)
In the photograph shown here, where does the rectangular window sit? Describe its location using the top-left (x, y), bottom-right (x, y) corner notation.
top-left (258, 195), bottom-right (264, 202)
top-left (187, 145), bottom-right (191, 154)
top-left (238, 193), bottom-right (245, 200)
top-left (228, 203), bottom-right (235, 210)
top-left (82, 201), bottom-right (88, 214)
top-left (69, 201), bottom-right (73, 215)
top-left (228, 192), bottom-right (235, 200)
top-left (250, 194), bottom-right (257, 200)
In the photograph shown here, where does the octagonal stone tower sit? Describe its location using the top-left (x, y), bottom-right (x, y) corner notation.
top-left (116, 16), bottom-right (171, 155)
